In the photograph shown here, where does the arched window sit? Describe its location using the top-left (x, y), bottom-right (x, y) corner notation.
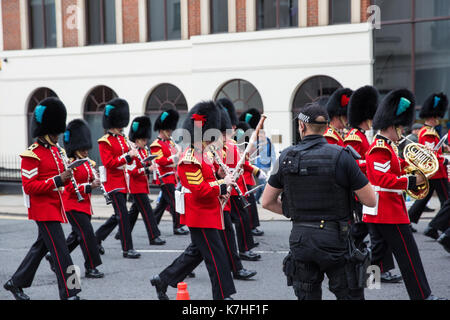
top-left (291, 75), bottom-right (342, 144)
top-left (83, 85), bottom-right (118, 164)
top-left (27, 87), bottom-right (58, 145)
top-left (215, 79), bottom-right (264, 116)
top-left (145, 83), bottom-right (188, 133)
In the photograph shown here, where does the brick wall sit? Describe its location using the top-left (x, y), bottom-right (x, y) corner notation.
top-left (236, 0), bottom-right (246, 32)
top-left (2, 0), bottom-right (22, 50)
top-left (62, 0), bottom-right (78, 47)
top-left (122, 0), bottom-right (139, 43)
top-left (360, 0), bottom-right (371, 22)
top-left (307, 0), bottom-right (318, 26)
top-left (188, 0), bottom-right (201, 37)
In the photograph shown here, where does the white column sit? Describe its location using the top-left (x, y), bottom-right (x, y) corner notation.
top-left (55, 0), bottom-right (63, 48)
top-left (351, 0), bottom-right (361, 23)
top-left (318, 0), bottom-right (329, 26)
top-left (200, 0), bottom-right (210, 35)
top-left (298, 0), bottom-right (307, 27)
top-left (180, 0), bottom-right (188, 40)
top-left (246, 0), bottom-right (256, 32)
top-left (77, 0), bottom-right (86, 46)
top-left (19, 0), bottom-right (29, 49)
top-left (116, 0), bottom-right (123, 44)
top-left (228, 0), bottom-right (236, 32)
top-left (138, 0), bottom-right (147, 42)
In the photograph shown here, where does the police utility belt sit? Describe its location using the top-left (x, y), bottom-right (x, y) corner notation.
top-left (175, 187), bottom-right (191, 215)
top-left (362, 186), bottom-right (403, 216)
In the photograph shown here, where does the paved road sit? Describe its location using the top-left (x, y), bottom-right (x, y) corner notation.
top-left (0, 216), bottom-right (448, 300)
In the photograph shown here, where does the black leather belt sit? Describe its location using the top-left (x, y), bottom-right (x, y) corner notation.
top-left (292, 220), bottom-right (340, 231)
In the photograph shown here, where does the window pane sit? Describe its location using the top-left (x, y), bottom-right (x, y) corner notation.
top-left (372, 0), bottom-right (412, 22)
top-left (257, 0), bottom-right (277, 30)
top-left (211, 0), bottom-right (228, 33)
top-left (148, 0), bottom-right (165, 41)
top-left (167, 0), bottom-right (181, 40)
top-left (30, 0), bottom-right (45, 48)
top-left (88, 0), bottom-right (102, 44)
top-left (279, 0), bottom-right (298, 28)
top-left (374, 24), bottom-right (412, 96)
top-left (104, 0), bottom-right (116, 43)
top-left (330, 0), bottom-right (351, 24)
top-left (44, 0), bottom-right (56, 47)
top-left (415, 0), bottom-right (450, 19)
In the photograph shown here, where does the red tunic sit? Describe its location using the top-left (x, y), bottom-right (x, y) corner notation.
top-left (63, 159), bottom-right (94, 216)
top-left (150, 138), bottom-right (177, 185)
top-left (178, 147), bottom-right (226, 230)
top-left (98, 133), bottom-right (131, 194)
top-left (128, 148), bottom-right (151, 194)
top-left (344, 128), bottom-right (370, 175)
top-left (417, 125), bottom-right (447, 180)
top-left (363, 138), bottom-right (411, 224)
top-left (324, 126), bottom-right (345, 147)
top-left (20, 141), bottom-right (69, 223)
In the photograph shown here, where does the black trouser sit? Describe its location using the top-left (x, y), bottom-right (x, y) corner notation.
top-left (429, 199), bottom-right (450, 232)
top-left (154, 183), bottom-right (182, 230)
top-left (65, 211), bottom-right (102, 271)
top-left (11, 221), bottom-right (81, 300)
top-left (409, 178), bottom-right (449, 224)
top-left (366, 223), bottom-right (432, 300)
top-left (246, 185), bottom-right (260, 229)
top-left (229, 196), bottom-right (256, 252)
top-left (159, 227), bottom-right (236, 300)
top-left (219, 211), bottom-right (243, 273)
top-left (95, 192), bottom-right (134, 252)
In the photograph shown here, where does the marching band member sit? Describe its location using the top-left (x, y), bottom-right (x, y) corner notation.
top-left (324, 88), bottom-right (353, 147)
top-left (94, 98), bottom-right (141, 259)
top-left (363, 89), bottom-right (442, 300)
top-left (408, 93), bottom-right (449, 238)
top-left (4, 98), bottom-right (82, 300)
top-left (151, 109), bottom-right (189, 235)
top-left (151, 101), bottom-right (236, 300)
top-left (127, 116), bottom-right (165, 245)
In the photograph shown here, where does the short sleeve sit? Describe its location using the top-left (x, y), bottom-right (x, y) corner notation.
top-left (336, 150), bottom-right (368, 191)
top-left (267, 156), bottom-right (283, 189)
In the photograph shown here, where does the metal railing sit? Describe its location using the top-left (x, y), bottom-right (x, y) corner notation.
top-left (0, 155), bottom-right (21, 182)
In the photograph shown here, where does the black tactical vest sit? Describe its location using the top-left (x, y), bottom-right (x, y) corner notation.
top-left (281, 138), bottom-right (351, 222)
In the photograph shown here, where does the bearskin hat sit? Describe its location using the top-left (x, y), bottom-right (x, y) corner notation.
top-left (419, 93), bottom-right (448, 119)
top-left (63, 119), bottom-right (92, 158)
top-left (348, 86), bottom-right (379, 128)
top-left (218, 105), bottom-right (232, 133)
top-left (102, 98), bottom-right (130, 130)
top-left (31, 97), bottom-right (67, 138)
top-left (239, 108), bottom-right (261, 129)
top-left (373, 89), bottom-right (416, 131)
top-left (183, 101), bottom-right (221, 143)
top-left (216, 98), bottom-right (238, 126)
top-left (234, 121), bottom-right (252, 143)
top-left (326, 88), bottom-right (353, 119)
top-left (154, 109), bottom-right (179, 131)
top-left (129, 116), bottom-right (152, 142)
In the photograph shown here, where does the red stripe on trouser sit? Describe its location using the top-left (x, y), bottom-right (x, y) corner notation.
top-left (395, 225), bottom-right (425, 299)
top-left (68, 211), bottom-right (94, 269)
top-left (439, 179), bottom-right (448, 200)
top-left (136, 195), bottom-right (154, 239)
top-left (112, 194), bottom-right (127, 251)
top-left (43, 223), bottom-right (70, 298)
top-left (222, 229), bottom-right (236, 272)
top-left (165, 185), bottom-right (176, 213)
top-left (201, 229), bottom-right (225, 300)
top-left (231, 197), bottom-right (249, 251)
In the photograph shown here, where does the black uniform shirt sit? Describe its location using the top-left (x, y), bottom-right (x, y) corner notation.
top-left (268, 135), bottom-right (368, 192)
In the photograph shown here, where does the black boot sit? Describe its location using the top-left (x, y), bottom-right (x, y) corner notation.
top-left (251, 227), bottom-right (264, 236)
top-left (233, 268), bottom-right (257, 280)
top-left (437, 233), bottom-right (450, 253)
top-left (424, 225), bottom-right (439, 240)
top-left (45, 252), bottom-right (56, 273)
top-left (239, 250), bottom-right (261, 261)
top-left (85, 268), bottom-right (105, 279)
top-left (173, 227), bottom-right (189, 235)
top-left (4, 280), bottom-right (30, 301)
top-left (123, 249), bottom-right (141, 259)
top-left (380, 271), bottom-right (403, 283)
top-left (114, 232), bottom-right (120, 240)
top-left (187, 272), bottom-right (196, 278)
top-left (150, 237), bottom-right (166, 245)
top-left (97, 243), bottom-right (105, 255)
top-left (150, 275), bottom-right (169, 300)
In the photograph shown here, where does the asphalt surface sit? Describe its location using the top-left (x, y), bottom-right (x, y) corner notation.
top-left (0, 216), bottom-right (448, 300)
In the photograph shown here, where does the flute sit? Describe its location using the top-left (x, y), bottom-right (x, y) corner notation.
top-left (56, 143), bottom-right (84, 202)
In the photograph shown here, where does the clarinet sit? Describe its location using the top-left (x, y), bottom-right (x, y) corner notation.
top-left (56, 143), bottom-right (84, 202)
top-left (210, 146), bottom-right (250, 208)
top-left (144, 146), bottom-right (165, 186)
top-left (86, 158), bottom-right (112, 205)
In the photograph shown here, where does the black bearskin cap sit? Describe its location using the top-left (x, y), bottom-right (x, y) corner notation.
top-left (31, 97), bottom-right (67, 138)
top-left (218, 105), bottom-right (232, 133)
top-left (102, 98), bottom-right (130, 130)
top-left (63, 119), bottom-right (92, 158)
top-left (183, 101), bottom-right (221, 143)
top-left (326, 88), bottom-right (353, 119)
top-left (154, 109), bottom-right (179, 131)
top-left (348, 86), bottom-right (379, 128)
top-left (129, 116), bottom-right (152, 142)
top-left (373, 89), bottom-right (416, 131)
top-left (419, 93), bottom-right (448, 119)
top-left (239, 108), bottom-right (261, 129)
top-left (216, 98), bottom-right (238, 126)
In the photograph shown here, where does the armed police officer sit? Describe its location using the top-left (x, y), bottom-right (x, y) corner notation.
top-left (262, 102), bottom-right (376, 300)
